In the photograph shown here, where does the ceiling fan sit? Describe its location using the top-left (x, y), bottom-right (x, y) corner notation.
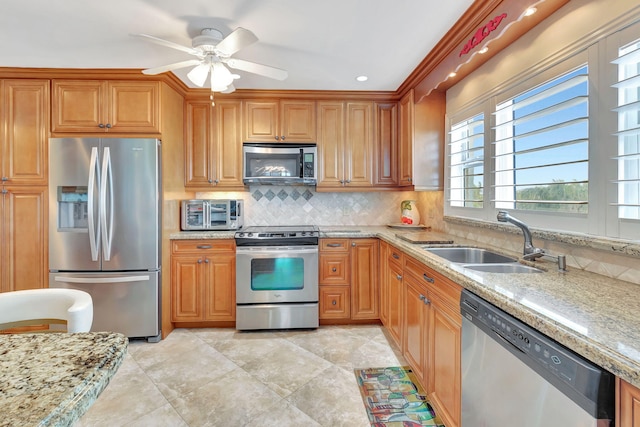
top-left (134, 27), bottom-right (288, 95)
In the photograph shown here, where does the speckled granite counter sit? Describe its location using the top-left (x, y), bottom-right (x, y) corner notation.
top-left (169, 226), bottom-right (640, 389)
top-left (0, 332), bottom-right (128, 427)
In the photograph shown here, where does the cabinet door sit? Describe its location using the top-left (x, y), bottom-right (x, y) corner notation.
top-left (184, 101), bottom-right (215, 187)
top-left (379, 241), bottom-right (389, 325)
top-left (1, 80), bottom-right (49, 185)
top-left (204, 253), bottom-right (236, 321)
top-left (1, 186), bottom-right (47, 293)
top-left (171, 256), bottom-right (204, 321)
top-left (280, 100), bottom-right (316, 142)
top-left (317, 101), bottom-right (345, 187)
top-left (244, 100), bottom-right (279, 142)
top-left (429, 294), bottom-right (461, 427)
top-left (319, 285), bottom-right (350, 319)
top-left (404, 276), bottom-right (428, 386)
top-left (351, 239), bottom-right (379, 319)
top-left (398, 90), bottom-right (414, 186)
top-left (214, 100), bottom-right (244, 188)
top-left (51, 80), bottom-right (105, 133)
top-left (108, 81), bottom-right (160, 133)
top-left (374, 102), bottom-right (398, 186)
top-left (345, 102), bottom-right (374, 187)
top-left (619, 379), bottom-right (640, 427)
top-left (386, 257), bottom-right (404, 348)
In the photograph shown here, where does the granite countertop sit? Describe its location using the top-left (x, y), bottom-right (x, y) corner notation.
top-left (169, 226), bottom-right (640, 389)
top-left (0, 332), bottom-right (128, 427)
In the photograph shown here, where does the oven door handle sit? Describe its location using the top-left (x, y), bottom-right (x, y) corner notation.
top-left (236, 246), bottom-right (318, 255)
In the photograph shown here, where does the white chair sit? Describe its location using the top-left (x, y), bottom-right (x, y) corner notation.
top-left (0, 288), bottom-right (93, 333)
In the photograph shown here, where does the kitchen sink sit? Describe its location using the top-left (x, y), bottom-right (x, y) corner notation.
top-left (463, 263), bottom-right (543, 274)
top-left (424, 247), bottom-right (516, 264)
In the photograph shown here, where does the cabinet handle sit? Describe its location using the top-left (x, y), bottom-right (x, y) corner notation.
top-left (204, 259), bottom-right (209, 263)
top-left (214, 179), bottom-right (219, 184)
top-left (326, 243), bottom-right (342, 248)
top-left (1, 189), bottom-right (7, 194)
top-left (419, 294), bottom-right (425, 301)
top-left (208, 179), bottom-right (213, 184)
top-left (1, 177), bottom-right (7, 181)
top-left (106, 123), bottom-right (112, 129)
top-left (281, 135), bottom-right (286, 141)
top-left (332, 267), bottom-right (337, 272)
top-left (423, 274), bottom-right (435, 283)
top-left (392, 253), bottom-right (400, 260)
top-left (197, 245), bottom-right (212, 249)
top-left (332, 299), bottom-right (337, 306)
top-left (275, 136), bottom-right (280, 141)
top-left (345, 179), bottom-right (351, 184)
top-left (197, 259), bottom-right (203, 264)
top-left (351, 242), bottom-right (356, 247)
top-left (396, 274), bottom-right (402, 281)
top-left (424, 297), bottom-right (431, 305)
top-left (98, 123), bottom-right (105, 128)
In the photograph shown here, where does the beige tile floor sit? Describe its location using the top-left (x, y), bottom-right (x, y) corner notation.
top-left (78, 325), bottom-right (407, 427)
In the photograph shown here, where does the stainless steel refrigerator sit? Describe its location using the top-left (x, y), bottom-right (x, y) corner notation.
top-left (49, 138), bottom-right (161, 342)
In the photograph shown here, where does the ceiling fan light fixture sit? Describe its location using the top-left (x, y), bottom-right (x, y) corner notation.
top-left (187, 63), bottom-right (210, 87)
top-left (210, 62), bottom-right (237, 91)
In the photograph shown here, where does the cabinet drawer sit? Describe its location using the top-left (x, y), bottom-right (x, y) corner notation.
top-left (388, 245), bottom-right (404, 267)
top-left (171, 239), bottom-right (235, 254)
top-left (320, 239), bottom-right (350, 252)
top-left (319, 253), bottom-right (350, 284)
top-left (405, 255), bottom-right (461, 309)
top-left (319, 285), bottom-right (351, 319)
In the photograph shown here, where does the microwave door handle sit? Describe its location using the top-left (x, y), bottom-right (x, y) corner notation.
top-left (299, 149), bottom-right (304, 178)
top-left (87, 147), bottom-right (101, 261)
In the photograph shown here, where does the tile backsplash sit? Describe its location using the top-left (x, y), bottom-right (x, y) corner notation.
top-left (196, 186), bottom-right (443, 228)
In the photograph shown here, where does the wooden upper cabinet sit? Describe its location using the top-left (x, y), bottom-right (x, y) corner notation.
top-left (244, 99), bottom-right (316, 142)
top-left (51, 80), bottom-right (160, 134)
top-left (374, 102), bottom-right (398, 186)
top-left (317, 101), bottom-right (374, 189)
top-left (398, 90), bottom-right (414, 187)
top-left (184, 99), bottom-right (243, 189)
top-left (1, 80), bottom-right (49, 186)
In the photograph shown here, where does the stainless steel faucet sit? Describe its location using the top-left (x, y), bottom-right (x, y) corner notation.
top-left (496, 210), bottom-right (567, 271)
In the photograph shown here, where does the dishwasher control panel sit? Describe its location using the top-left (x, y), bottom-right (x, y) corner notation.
top-left (460, 290), bottom-right (612, 402)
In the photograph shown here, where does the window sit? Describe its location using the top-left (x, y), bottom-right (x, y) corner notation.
top-left (448, 113), bottom-right (484, 208)
top-left (613, 38), bottom-right (640, 220)
top-left (494, 66), bottom-right (589, 213)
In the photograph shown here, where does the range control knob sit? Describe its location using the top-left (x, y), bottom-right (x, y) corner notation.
top-left (236, 232), bottom-right (245, 237)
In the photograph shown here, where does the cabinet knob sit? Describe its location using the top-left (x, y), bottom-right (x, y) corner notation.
top-left (332, 267), bottom-right (337, 272)
top-left (424, 297), bottom-right (431, 305)
top-left (197, 259), bottom-right (203, 264)
top-left (345, 179), bottom-right (351, 184)
top-left (98, 123), bottom-right (105, 128)
top-left (351, 242), bottom-right (356, 247)
top-left (392, 253), bottom-right (400, 260)
top-left (1, 177), bottom-right (7, 181)
top-left (419, 294), bottom-right (425, 301)
top-left (214, 179), bottom-right (219, 184)
top-left (408, 177), bottom-right (412, 182)
top-left (332, 299), bottom-right (337, 306)
top-left (275, 136), bottom-right (280, 141)
top-left (208, 179), bottom-right (213, 184)
top-left (281, 135), bottom-right (286, 141)
top-left (396, 274), bottom-right (402, 281)
top-left (1, 189), bottom-right (7, 194)
top-left (106, 123), bottom-right (112, 129)
top-left (204, 259), bottom-right (209, 263)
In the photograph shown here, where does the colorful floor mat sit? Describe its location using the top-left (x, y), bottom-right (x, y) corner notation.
top-left (354, 366), bottom-right (445, 427)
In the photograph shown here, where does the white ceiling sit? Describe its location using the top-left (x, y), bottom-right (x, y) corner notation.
top-left (0, 0), bottom-right (475, 91)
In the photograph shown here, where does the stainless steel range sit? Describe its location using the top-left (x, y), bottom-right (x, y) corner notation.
top-left (235, 225), bottom-right (319, 330)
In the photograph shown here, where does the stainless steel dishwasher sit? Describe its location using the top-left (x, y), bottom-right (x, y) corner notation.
top-left (460, 289), bottom-right (614, 427)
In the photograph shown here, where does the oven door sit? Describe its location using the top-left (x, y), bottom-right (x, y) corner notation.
top-left (236, 245), bottom-right (318, 304)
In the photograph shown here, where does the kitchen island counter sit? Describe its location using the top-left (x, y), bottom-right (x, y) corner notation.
top-left (0, 331), bottom-right (128, 427)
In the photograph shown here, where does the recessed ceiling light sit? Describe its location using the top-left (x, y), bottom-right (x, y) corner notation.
top-left (479, 47), bottom-right (489, 54)
top-left (524, 7), bottom-right (537, 16)
top-left (356, 75), bottom-right (368, 82)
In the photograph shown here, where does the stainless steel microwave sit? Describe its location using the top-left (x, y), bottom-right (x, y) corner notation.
top-left (243, 143), bottom-right (317, 185)
top-left (181, 199), bottom-right (243, 231)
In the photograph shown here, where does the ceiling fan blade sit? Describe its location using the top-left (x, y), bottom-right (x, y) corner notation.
top-left (222, 84), bottom-right (236, 94)
top-left (133, 33), bottom-right (199, 55)
top-left (142, 59), bottom-right (201, 75)
top-left (225, 58), bottom-right (288, 81)
top-left (214, 27), bottom-right (258, 56)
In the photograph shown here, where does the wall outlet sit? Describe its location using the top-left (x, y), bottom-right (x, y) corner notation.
top-left (342, 206), bottom-right (350, 216)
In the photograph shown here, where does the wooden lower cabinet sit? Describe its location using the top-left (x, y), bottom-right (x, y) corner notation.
top-left (171, 239), bottom-right (235, 322)
top-left (319, 238), bottom-right (379, 321)
top-left (379, 245), bottom-right (462, 427)
top-left (619, 378), bottom-right (640, 427)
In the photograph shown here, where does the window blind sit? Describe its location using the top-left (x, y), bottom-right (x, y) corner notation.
top-left (448, 113), bottom-right (484, 208)
top-left (612, 38), bottom-right (640, 220)
top-left (493, 65), bottom-right (589, 213)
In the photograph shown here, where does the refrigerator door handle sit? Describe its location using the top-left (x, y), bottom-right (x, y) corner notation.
top-left (54, 275), bottom-right (150, 284)
top-left (100, 147), bottom-right (115, 261)
top-left (87, 147), bottom-right (101, 261)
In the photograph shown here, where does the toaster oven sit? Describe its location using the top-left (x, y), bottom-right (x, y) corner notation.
top-left (181, 199), bottom-right (243, 231)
